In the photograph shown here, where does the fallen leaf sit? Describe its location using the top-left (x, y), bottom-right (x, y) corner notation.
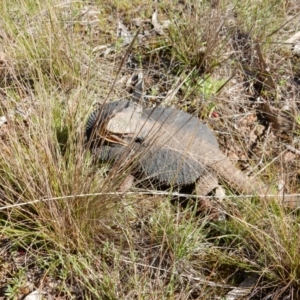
top-left (0, 116), bottom-right (7, 127)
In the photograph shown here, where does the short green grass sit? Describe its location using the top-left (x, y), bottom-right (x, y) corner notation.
top-left (0, 0), bottom-right (299, 299)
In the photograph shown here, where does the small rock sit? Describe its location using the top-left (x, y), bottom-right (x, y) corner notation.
top-left (283, 151), bottom-right (296, 163)
top-left (24, 290), bottom-right (45, 300)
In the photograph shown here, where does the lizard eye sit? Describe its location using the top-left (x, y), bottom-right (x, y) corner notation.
top-left (134, 137), bottom-right (144, 143)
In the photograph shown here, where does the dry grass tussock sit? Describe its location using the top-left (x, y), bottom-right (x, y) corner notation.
top-left (0, 0), bottom-right (300, 299)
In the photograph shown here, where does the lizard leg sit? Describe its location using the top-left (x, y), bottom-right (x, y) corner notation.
top-left (196, 172), bottom-right (224, 220)
top-left (196, 171), bottom-right (219, 196)
top-left (118, 174), bottom-right (135, 193)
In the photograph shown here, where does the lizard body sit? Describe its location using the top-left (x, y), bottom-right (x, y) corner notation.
top-left (86, 99), bottom-right (265, 196)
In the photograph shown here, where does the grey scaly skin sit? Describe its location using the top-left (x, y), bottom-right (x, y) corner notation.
top-left (86, 99), bottom-right (267, 196)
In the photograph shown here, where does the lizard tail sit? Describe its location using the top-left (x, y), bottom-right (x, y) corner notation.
top-left (206, 149), bottom-right (268, 197)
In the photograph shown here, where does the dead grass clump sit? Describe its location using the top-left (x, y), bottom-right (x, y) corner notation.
top-left (166, 1), bottom-right (231, 76)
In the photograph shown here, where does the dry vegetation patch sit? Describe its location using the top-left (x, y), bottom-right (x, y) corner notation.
top-left (0, 0), bottom-right (300, 299)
